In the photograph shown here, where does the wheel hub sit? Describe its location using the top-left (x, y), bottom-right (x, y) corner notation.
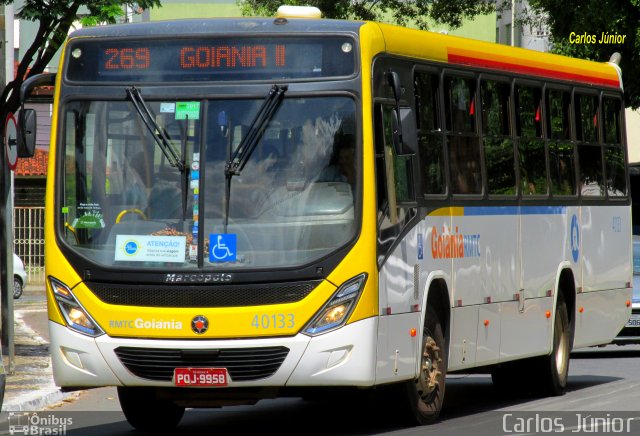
top-left (417, 336), bottom-right (442, 400)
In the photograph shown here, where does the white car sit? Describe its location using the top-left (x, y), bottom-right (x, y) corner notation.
top-left (13, 253), bottom-right (27, 299)
top-left (614, 236), bottom-right (640, 344)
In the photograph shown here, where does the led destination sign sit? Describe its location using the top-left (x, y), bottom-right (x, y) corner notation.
top-left (66, 36), bottom-right (356, 82)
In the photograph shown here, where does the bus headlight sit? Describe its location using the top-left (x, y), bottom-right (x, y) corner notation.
top-left (304, 273), bottom-right (367, 336)
top-left (49, 277), bottom-right (105, 337)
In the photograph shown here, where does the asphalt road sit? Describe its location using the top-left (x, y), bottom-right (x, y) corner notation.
top-left (13, 289), bottom-right (640, 435)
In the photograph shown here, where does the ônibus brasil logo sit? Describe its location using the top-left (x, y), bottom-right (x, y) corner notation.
top-left (430, 226), bottom-right (481, 259)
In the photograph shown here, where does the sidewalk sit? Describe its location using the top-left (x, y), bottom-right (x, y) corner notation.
top-left (1, 287), bottom-right (71, 412)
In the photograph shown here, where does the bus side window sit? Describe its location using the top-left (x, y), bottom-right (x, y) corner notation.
top-left (415, 71), bottom-right (445, 196)
top-left (603, 97), bottom-right (626, 197)
top-left (482, 80), bottom-right (515, 196)
top-left (547, 89), bottom-right (576, 196)
top-left (515, 84), bottom-right (547, 197)
top-left (575, 93), bottom-right (604, 197)
top-left (444, 75), bottom-right (481, 195)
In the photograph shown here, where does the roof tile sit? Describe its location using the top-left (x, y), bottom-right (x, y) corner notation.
top-left (14, 149), bottom-right (48, 176)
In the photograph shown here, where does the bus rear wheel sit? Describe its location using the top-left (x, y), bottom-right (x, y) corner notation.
top-left (118, 387), bottom-right (185, 432)
top-left (401, 306), bottom-right (447, 424)
top-left (535, 293), bottom-right (571, 396)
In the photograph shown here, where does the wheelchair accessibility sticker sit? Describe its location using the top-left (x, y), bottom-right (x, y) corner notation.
top-left (210, 234), bottom-right (237, 262)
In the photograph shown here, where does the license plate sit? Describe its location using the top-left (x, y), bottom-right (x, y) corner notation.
top-left (625, 314), bottom-right (640, 328)
top-left (173, 368), bottom-right (228, 386)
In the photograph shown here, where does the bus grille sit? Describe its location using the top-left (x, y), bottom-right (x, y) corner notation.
top-left (87, 280), bottom-right (320, 307)
top-left (114, 346), bottom-right (289, 382)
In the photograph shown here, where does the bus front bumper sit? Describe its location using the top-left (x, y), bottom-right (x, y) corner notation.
top-left (49, 317), bottom-right (378, 389)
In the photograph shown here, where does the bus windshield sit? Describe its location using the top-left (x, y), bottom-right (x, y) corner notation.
top-left (60, 95), bottom-right (357, 270)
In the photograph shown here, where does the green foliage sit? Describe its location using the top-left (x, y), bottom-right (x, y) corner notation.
top-left (0, 1), bottom-right (162, 128)
top-left (238, 0), bottom-right (495, 30)
top-left (527, 0), bottom-right (640, 109)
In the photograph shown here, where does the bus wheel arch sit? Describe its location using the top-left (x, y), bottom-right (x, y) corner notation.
top-left (424, 278), bottom-right (450, 346)
top-left (556, 268), bottom-right (576, 347)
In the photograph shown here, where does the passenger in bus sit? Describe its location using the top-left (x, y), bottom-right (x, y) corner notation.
top-left (122, 152), bottom-right (150, 208)
top-left (318, 133), bottom-right (355, 185)
top-left (454, 160), bottom-right (481, 194)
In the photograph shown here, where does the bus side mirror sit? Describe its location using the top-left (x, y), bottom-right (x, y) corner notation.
top-left (17, 72), bottom-right (56, 158)
top-left (18, 109), bottom-right (37, 158)
top-left (386, 71), bottom-right (416, 156)
top-left (390, 108), bottom-right (417, 156)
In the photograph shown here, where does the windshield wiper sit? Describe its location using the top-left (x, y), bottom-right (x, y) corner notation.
top-left (222, 84), bottom-right (287, 232)
top-left (126, 87), bottom-right (185, 172)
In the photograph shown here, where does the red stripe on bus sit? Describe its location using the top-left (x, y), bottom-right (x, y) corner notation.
top-left (447, 53), bottom-right (620, 88)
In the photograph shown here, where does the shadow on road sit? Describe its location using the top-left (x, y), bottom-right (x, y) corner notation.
top-left (64, 373), bottom-right (624, 436)
top-left (571, 348), bottom-right (640, 359)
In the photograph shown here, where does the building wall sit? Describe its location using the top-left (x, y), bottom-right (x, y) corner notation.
top-left (148, 0), bottom-right (240, 20)
top-left (441, 14), bottom-right (497, 42)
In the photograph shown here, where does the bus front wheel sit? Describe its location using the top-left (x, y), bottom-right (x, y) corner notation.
top-left (401, 305), bottom-right (447, 425)
top-left (118, 387), bottom-right (184, 432)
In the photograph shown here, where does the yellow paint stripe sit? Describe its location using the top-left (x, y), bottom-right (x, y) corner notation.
top-left (428, 207), bottom-right (464, 217)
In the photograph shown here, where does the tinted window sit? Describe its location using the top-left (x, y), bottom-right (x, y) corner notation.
top-left (603, 97), bottom-right (621, 145)
top-left (445, 75), bottom-right (480, 195)
top-left (516, 86), bottom-right (542, 138)
top-left (415, 72), bottom-right (445, 195)
top-left (579, 144), bottom-right (604, 196)
top-left (547, 89), bottom-right (571, 140)
top-left (549, 142), bottom-right (576, 196)
top-left (576, 94), bottom-right (599, 143)
top-left (445, 76), bottom-right (476, 133)
top-left (481, 80), bottom-right (514, 195)
top-left (481, 81), bottom-right (510, 136)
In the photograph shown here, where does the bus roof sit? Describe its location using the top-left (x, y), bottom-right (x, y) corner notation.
top-left (68, 17), bottom-right (363, 39)
top-left (372, 22), bottom-right (622, 89)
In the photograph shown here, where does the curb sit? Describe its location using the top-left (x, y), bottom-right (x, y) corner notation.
top-left (1, 386), bottom-right (69, 412)
top-left (1, 310), bottom-right (71, 412)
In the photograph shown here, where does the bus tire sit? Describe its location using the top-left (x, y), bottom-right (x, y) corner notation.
top-left (118, 387), bottom-right (185, 432)
top-left (535, 293), bottom-right (571, 396)
top-left (401, 305), bottom-right (447, 424)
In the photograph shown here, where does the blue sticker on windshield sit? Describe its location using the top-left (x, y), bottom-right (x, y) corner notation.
top-left (210, 234), bottom-right (237, 262)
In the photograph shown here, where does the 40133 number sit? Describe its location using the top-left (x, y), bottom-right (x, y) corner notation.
top-left (251, 314), bottom-right (295, 329)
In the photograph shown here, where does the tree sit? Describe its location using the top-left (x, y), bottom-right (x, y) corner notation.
top-left (238, 0), bottom-right (495, 30)
top-left (525, 0), bottom-right (640, 109)
top-left (0, 0), bottom-right (161, 126)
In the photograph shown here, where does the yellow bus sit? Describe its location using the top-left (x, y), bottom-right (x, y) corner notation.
top-left (20, 8), bottom-right (632, 430)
